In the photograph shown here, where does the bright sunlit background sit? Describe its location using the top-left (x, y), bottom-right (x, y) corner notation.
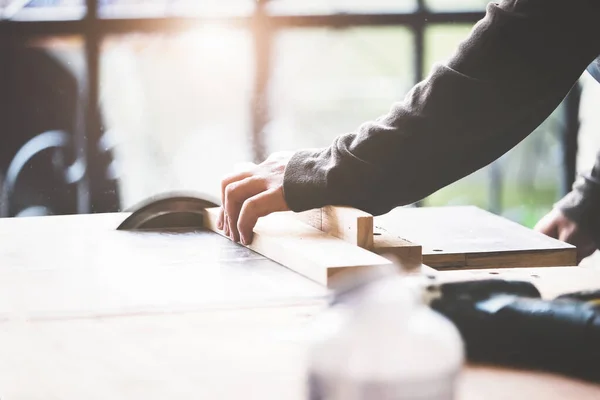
top-left (3, 0), bottom-right (599, 232)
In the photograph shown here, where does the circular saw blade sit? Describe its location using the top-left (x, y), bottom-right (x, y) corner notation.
top-left (117, 190), bottom-right (220, 231)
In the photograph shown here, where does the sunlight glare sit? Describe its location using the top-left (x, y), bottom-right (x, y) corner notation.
top-left (182, 23), bottom-right (238, 56)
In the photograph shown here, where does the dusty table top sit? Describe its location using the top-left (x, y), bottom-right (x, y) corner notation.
top-left (0, 212), bottom-right (597, 399)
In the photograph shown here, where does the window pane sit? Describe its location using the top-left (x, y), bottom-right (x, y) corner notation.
top-left (3, 0), bottom-right (85, 21)
top-left (266, 27), bottom-right (414, 153)
top-left (267, 0), bottom-right (417, 15)
top-left (99, 0), bottom-right (254, 18)
top-left (425, 0), bottom-right (489, 12)
top-left (498, 113), bottom-right (563, 227)
top-left (422, 24), bottom-right (563, 226)
top-left (100, 27), bottom-right (253, 208)
top-left (424, 24), bottom-right (473, 76)
top-left (425, 115), bottom-right (564, 228)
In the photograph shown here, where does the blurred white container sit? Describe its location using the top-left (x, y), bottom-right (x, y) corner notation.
top-left (306, 272), bottom-right (464, 400)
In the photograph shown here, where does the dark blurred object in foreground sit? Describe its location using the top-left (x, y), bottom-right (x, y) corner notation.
top-left (430, 279), bottom-right (600, 383)
top-left (0, 44), bottom-right (79, 217)
top-left (0, 41), bottom-right (119, 217)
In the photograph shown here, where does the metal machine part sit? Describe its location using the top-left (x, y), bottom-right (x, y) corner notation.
top-left (117, 190), bottom-right (220, 231)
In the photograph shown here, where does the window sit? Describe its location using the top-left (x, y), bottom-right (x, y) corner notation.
top-left (422, 24), bottom-right (565, 226)
top-left (2, 0), bottom-right (85, 20)
top-left (100, 28), bottom-right (254, 206)
top-left (266, 27), bottom-right (413, 153)
top-left (1, 0), bottom-right (577, 227)
top-left (267, 0), bottom-right (417, 15)
top-left (99, 0), bottom-right (253, 18)
top-left (426, 0), bottom-right (489, 12)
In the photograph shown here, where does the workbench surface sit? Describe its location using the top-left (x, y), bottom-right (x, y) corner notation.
top-left (0, 212), bottom-right (598, 399)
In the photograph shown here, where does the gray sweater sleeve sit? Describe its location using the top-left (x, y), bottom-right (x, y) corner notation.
top-left (282, 0), bottom-right (600, 216)
top-left (556, 151), bottom-right (600, 245)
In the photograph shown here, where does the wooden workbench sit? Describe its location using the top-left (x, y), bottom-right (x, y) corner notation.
top-left (0, 212), bottom-right (598, 399)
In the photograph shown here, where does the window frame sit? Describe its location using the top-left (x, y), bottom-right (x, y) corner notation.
top-left (0, 0), bottom-right (578, 213)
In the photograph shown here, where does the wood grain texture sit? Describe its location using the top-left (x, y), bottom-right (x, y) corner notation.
top-left (203, 208), bottom-right (393, 286)
top-left (324, 206), bottom-right (374, 249)
top-left (0, 213), bottom-right (597, 399)
top-left (296, 206), bottom-right (422, 270)
top-left (296, 206), bottom-right (373, 248)
top-left (376, 206), bottom-right (577, 270)
top-left (373, 225), bottom-right (423, 270)
top-left (296, 208), bottom-right (323, 231)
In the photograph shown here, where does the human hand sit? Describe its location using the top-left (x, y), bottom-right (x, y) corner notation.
top-left (217, 151), bottom-right (294, 245)
top-left (534, 208), bottom-right (597, 263)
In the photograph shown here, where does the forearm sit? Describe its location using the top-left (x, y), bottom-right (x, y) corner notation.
top-left (557, 152), bottom-right (600, 245)
top-left (283, 0), bottom-right (600, 215)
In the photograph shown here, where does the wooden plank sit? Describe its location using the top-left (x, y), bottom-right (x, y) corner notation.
top-left (297, 206), bottom-right (373, 248)
top-left (463, 249), bottom-right (578, 270)
top-left (203, 207), bottom-right (393, 287)
top-left (297, 206), bottom-right (422, 270)
top-left (296, 208), bottom-right (323, 231)
top-left (372, 225), bottom-right (422, 269)
top-left (376, 206), bottom-right (577, 270)
top-left (423, 253), bottom-right (466, 269)
top-left (323, 206), bottom-right (374, 249)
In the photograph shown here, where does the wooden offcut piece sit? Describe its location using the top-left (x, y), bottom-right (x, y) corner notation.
top-left (297, 206), bottom-right (422, 270)
top-left (372, 225), bottom-right (423, 268)
top-left (375, 206), bottom-right (577, 270)
top-left (297, 206), bottom-right (374, 249)
top-left (203, 207), bottom-right (394, 287)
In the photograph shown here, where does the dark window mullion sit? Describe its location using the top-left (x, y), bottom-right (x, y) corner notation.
top-left (0, 13), bottom-right (485, 37)
top-left (83, 0), bottom-right (116, 213)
